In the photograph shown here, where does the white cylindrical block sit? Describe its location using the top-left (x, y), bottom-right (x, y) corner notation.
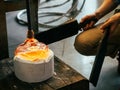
top-left (14, 49), bottom-right (54, 83)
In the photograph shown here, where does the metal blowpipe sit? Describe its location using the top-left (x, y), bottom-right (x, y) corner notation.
top-left (26, 0), bottom-right (34, 38)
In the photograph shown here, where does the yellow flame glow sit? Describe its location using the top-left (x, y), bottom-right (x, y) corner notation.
top-left (16, 50), bottom-right (49, 61)
top-left (15, 38), bottom-right (49, 62)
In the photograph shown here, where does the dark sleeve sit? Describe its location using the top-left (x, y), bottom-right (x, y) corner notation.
top-left (116, 0), bottom-right (120, 4)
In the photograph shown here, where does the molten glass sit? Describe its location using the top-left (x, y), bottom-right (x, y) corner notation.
top-left (14, 37), bottom-right (50, 62)
top-left (14, 30), bottom-right (54, 83)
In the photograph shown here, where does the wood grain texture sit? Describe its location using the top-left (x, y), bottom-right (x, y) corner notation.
top-left (0, 57), bottom-right (89, 90)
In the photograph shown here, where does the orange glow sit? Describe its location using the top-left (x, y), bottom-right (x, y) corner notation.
top-left (16, 50), bottom-right (49, 61)
top-left (15, 38), bottom-right (49, 61)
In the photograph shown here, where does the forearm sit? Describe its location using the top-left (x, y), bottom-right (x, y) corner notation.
top-left (95, 0), bottom-right (119, 19)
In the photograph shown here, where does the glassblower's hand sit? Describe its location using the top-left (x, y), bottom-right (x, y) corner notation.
top-left (100, 13), bottom-right (120, 33)
top-left (80, 13), bottom-right (98, 31)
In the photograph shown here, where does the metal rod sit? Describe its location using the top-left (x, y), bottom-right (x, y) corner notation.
top-left (26, 0), bottom-right (32, 30)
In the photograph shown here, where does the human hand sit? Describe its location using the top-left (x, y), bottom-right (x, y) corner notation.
top-left (100, 13), bottom-right (120, 33)
top-left (80, 13), bottom-right (98, 30)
